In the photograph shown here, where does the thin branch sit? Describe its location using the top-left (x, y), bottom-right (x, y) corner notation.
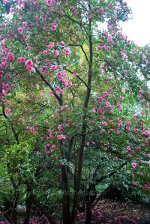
top-left (64, 67), bottom-right (88, 88)
top-left (88, 162), bottom-right (127, 192)
top-left (2, 104), bottom-right (19, 144)
top-left (67, 44), bottom-right (89, 63)
top-left (35, 67), bottom-right (61, 105)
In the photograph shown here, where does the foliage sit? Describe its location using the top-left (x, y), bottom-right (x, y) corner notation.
top-left (0, 0), bottom-right (150, 224)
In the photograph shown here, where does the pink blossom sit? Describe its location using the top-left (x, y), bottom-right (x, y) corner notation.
top-left (117, 104), bottom-right (122, 109)
top-left (148, 161), bottom-right (150, 165)
top-left (127, 146), bottom-right (131, 151)
top-left (63, 80), bottom-right (68, 87)
top-left (51, 23), bottom-right (57, 31)
top-left (6, 107), bottom-right (11, 114)
top-left (48, 42), bottom-right (54, 49)
top-left (0, 71), bottom-right (3, 77)
top-left (58, 125), bottom-right (62, 131)
top-left (102, 121), bottom-right (107, 126)
top-left (54, 50), bottom-right (59, 56)
top-left (60, 41), bottom-right (65, 45)
top-left (136, 147), bottom-right (141, 151)
top-left (106, 101), bottom-right (111, 107)
top-left (8, 53), bottom-right (14, 60)
top-left (92, 107), bottom-right (96, 113)
top-left (27, 46), bottom-right (31, 50)
top-left (65, 49), bottom-right (71, 55)
top-left (25, 59), bottom-right (33, 71)
top-left (144, 130), bottom-right (149, 135)
top-left (127, 126), bottom-right (130, 131)
top-left (20, 57), bottom-right (25, 62)
top-left (147, 153), bottom-right (150, 158)
top-left (4, 100), bottom-right (10, 105)
top-left (18, 27), bottom-right (22, 34)
top-left (22, 21), bottom-right (27, 27)
top-left (2, 89), bottom-right (7, 95)
top-left (51, 64), bottom-right (57, 70)
top-left (98, 44), bottom-right (102, 50)
top-left (10, 7), bottom-right (13, 12)
top-left (69, 82), bottom-right (72, 87)
top-left (47, 0), bottom-right (53, 5)
top-left (25, 59), bottom-right (33, 67)
top-left (57, 135), bottom-right (66, 140)
top-left (43, 50), bottom-right (47, 56)
top-left (131, 162), bottom-right (136, 169)
top-left (134, 128), bottom-right (138, 134)
top-left (133, 114), bottom-right (136, 119)
top-left (11, 84), bottom-right (15, 88)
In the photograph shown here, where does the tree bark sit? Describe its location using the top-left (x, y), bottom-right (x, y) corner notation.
top-left (61, 165), bottom-right (71, 224)
top-left (86, 203), bottom-right (91, 224)
top-left (71, 4), bottom-right (93, 223)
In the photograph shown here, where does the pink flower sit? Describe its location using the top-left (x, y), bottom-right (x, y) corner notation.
top-left (127, 126), bottom-right (130, 131)
top-left (27, 46), bottom-right (31, 50)
top-left (25, 59), bottom-right (33, 71)
top-left (57, 135), bottom-right (66, 140)
top-left (43, 50), bottom-right (47, 56)
top-left (6, 107), bottom-right (11, 114)
top-left (131, 162), bottom-right (136, 169)
top-left (8, 53), bottom-right (14, 60)
top-left (54, 50), bottom-right (59, 56)
top-left (47, 42), bottom-right (54, 49)
top-left (117, 104), bottom-right (122, 109)
top-left (10, 7), bottom-right (13, 12)
top-left (69, 82), bottom-right (72, 87)
top-left (26, 59), bottom-right (33, 66)
top-left (51, 65), bottom-right (57, 70)
top-left (144, 130), bottom-right (149, 135)
top-left (20, 57), bottom-right (25, 62)
top-left (127, 146), bottom-right (131, 151)
top-left (51, 23), bottom-right (57, 31)
top-left (60, 41), bottom-right (65, 45)
top-left (134, 128), bottom-right (138, 134)
top-left (92, 107), bottom-right (96, 113)
top-left (4, 100), bottom-right (10, 105)
top-left (106, 101), bottom-right (111, 107)
top-left (65, 49), bottom-right (71, 55)
top-left (148, 160), bottom-right (150, 165)
top-left (98, 44), bottom-right (102, 50)
top-left (22, 21), bottom-right (27, 27)
top-left (58, 125), bottom-right (62, 131)
top-left (2, 89), bottom-right (7, 95)
top-left (0, 71), bottom-right (3, 77)
top-left (11, 84), bottom-right (15, 89)
top-left (18, 27), bottom-right (22, 34)
top-left (47, 0), bottom-right (52, 5)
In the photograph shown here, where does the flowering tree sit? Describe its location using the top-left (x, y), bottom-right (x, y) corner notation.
top-left (0, 0), bottom-right (150, 223)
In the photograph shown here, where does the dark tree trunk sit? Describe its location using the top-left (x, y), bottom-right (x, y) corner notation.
top-left (61, 165), bottom-right (71, 224)
top-left (23, 192), bottom-right (32, 224)
top-left (86, 203), bottom-right (92, 224)
top-left (71, 6), bottom-right (93, 222)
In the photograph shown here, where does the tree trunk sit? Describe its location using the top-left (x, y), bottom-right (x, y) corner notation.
top-left (23, 191), bottom-right (32, 224)
top-left (61, 165), bottom-right (71, 224)
top-left (86, 203), bottom-right (91, 224)
top-left (71, 6), bottom-right (93, 223)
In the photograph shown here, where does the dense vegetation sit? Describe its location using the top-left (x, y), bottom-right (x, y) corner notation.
top-left (0, 0), bottom-right (150, 223)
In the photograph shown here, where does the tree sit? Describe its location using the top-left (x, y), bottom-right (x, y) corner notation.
top-left (0, 0), bottom-right (150, 223)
